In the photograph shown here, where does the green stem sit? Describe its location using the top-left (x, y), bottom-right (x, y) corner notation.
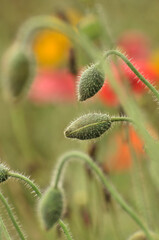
top-left (0, 217), bottom-right (11, 240)
top-left (104, 50), bottom-right (159, 101)
top-left (8, 171), bottom-right (41, 198)
top-left (53, 151), bottom-right (153, 240)
top-left (58, 219), bottom-right (73, 240)
top-left (0, 192), bottom-right (25, 240)
top-left (111, 116), bottom-right (133, 123)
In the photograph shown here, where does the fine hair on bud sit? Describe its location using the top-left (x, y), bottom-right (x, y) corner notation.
top-left (2, 44), bottom-right (35, 102)
top-left (0, 164), bottom-right (9, 183)
top-left (77, 64), bottom-right (105, 101)
top-left (38, 187), bottom-right (63, 230)
top-left (64, 113), bottom-right (111, 140)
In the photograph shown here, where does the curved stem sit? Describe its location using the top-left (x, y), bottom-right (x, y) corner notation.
top-left (111, 116), bottom-right (133, 123)
top-left (16, 16), bottom-right (97, 60)
top-left (0, 192), bottom-right (26, 240)
top-left (104, 50), bottom-right (159, 101)
top-left (53, 151), bottom-right (153, 240)
top-left (8, 172), bottom-right (41, 198)
top-left (58, 219), bottom-right (73, 240)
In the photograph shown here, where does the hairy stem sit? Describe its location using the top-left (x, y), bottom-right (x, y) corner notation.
top-left (53, 151), bottom-right (153, 240)
top-left (8, 172), bottom-right (41, 198)
top-left (0, 217), bottom-right (11, 240)
top-left (0, 192), bottom-right (25, 240)
top-left (111, 116), bottom-right (133, 123)
top-left (104, 50), bottom-right (159, 101)
top-left (59, 219), bottom-right (73, 240)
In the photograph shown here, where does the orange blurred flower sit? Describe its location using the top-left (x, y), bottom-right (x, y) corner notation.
top-left (103, 126), bottom-right (145, 172)
top-left (32, 10), bottom-right (82, 69)
top-left (33, 30), bottom-right (71, 68)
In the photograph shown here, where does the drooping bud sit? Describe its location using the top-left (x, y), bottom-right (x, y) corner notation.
top-left (128, 231), bottom-right (158, 240)
top-left (77, 64), bottom-right (105, 101)
top-left (64, 113), bottom-right (111, 140)
top-left (2, 44), bottom-right (35, 102)
top-left (38, 187), bottom-right (63, 230)
top-left (0, 164), bottom-right (9, 183)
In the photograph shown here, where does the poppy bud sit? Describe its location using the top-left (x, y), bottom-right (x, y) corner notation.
top-left (64, 113), bottom-right (111, 140)
top-left (77, 64), bottom-right (105, 101)
top-left (38, 188), bottom-right (63, 230)
top-left (0, 164), bottom-right (9, 183)
top-left (2, 44), bottom-right (35, 102)
top-left (128, 231), bottom-right (158, 240)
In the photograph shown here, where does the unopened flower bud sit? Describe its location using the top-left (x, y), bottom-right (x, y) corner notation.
top-left (2, 44), bottom-right (35, 102)
top-left (64, 113), bottom-right (111, 140)
top-left (128, 231), bottom-right (158, 240)
top-left (0, 164), bottom-right (9, 183)
top-left (77, 64), bottom-right (105, 101)
top-left (38, 187), bottom-right (63, 230)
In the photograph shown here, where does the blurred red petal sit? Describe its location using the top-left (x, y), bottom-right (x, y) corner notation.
top-left (118, 31), bottom-right (150, 60)
top-left (121, 59), bottom-right (158, 93)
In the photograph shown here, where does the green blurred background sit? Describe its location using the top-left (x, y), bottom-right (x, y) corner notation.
top-left (0, 0), bottom-right (159, 239)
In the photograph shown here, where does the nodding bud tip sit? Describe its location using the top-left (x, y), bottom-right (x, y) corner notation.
top-left (38, 188), bottom-right (63, 230)
top-left (2, 44), bottom-right (35, 102)
top-left (128, 231), bottom-right (158, 240)
top-left (64, 113), bottom-right (111, 140)
top-left (0, 164), bottom-right (9, 183)
top-left (77, 64), bottom-right (105, 101)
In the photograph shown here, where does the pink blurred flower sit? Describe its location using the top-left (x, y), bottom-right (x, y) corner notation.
top-left (28, 69), bottom-right (76, 103)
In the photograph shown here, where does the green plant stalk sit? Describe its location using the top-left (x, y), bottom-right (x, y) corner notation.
top-left (111, 116), bottom-right (133, 123)
top-left (53, 151), bottom-right (153, 240)
top-left (59, 219), bottom-right (73, 240)
top-left (0, 192), bottom-right (25, 240)
top-left (0, 217), bottom-right (11, 240)
top-left (8, 171), bottom-right (41, 198)
top-left (104, 50), bottom-right (159, 101)
top-left (8, 172), bottom-right (73, 239)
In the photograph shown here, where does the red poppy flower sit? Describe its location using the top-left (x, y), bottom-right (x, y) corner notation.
top-left (28, 69), bottom-right (76, 103)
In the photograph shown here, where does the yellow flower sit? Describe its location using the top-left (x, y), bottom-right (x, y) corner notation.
top-left (33, 30), bottom-right (71, 68)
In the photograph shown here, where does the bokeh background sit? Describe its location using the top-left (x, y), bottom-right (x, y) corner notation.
top-left (0, 0), bottom-right (159, 239)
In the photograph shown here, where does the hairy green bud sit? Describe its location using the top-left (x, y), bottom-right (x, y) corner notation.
top-left (77, 64), bottom-right (105, 101)
top-left (0, 164), bottom-right (9, 183)
top-left (2, 44), bottom-right (35, 102)
top-left (38, 188), bottom-right (63, 230)
top-left (64, 113), bottom-right (111, 140)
